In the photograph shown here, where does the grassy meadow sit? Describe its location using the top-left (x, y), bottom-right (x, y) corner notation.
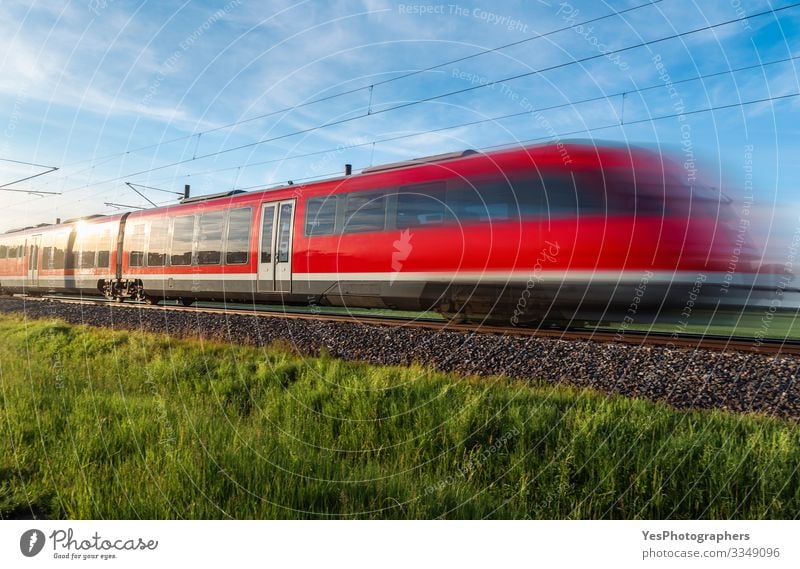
top-left (0, 315), bottom-right (799, 519)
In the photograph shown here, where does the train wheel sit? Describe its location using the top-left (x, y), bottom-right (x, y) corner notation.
top-left (145, 296), bottom-right (160, 306)
top-left (180, 298), bottom-right (194, 307)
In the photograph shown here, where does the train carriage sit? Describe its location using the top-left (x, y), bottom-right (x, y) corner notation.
top-left (0, 215), bottom-right (122, 296)
top-left (0, 142), bottom-right (765, 324)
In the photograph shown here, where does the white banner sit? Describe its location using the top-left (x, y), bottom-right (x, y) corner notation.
top-left (2, 520), bottom-right (798, 568)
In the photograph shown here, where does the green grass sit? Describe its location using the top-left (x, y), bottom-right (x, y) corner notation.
top-left (1, 315), bottom-right (799, 519)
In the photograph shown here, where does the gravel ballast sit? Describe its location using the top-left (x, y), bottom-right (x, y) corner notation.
top-left (1, 297), bottom-right (798, 420)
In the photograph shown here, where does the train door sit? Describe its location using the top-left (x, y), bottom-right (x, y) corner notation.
top-left (257, 200), bottom-right (295, 293)
top-left (27, 234), bottom-right (41, 286)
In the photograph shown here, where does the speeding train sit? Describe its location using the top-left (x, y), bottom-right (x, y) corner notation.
top-left (0, 142), bottom-right (765, 324)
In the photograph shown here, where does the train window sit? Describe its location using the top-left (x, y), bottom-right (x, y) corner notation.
top-left (54, 249), bottom-right (64, 269)
top-left (344, 191), bottom-right (386, 233)
top-left (40, 234), bottom-right (52, 270)
top-left (147, 218), bottom-right (169, 267)
top-left (305, 196), bottom-right (338, 236)
top-left (7, 244), bottom-right (16, 259)
top-left (395, 183), bottom-right (446, 229)
top-left (277, 203), bottom-right (293, 263)
top-left (97, 230), bottom-right (111, 268)
top-left (0, 245), bottom-right (6, 259)
top-left (446, 179), bottom-right (522, 222)
top-left (42, 246), bottom-right (53, 269)
top-left (225, 208), bottom-right (251, 264)
top-left (80, 250), bottom-right (96, 269)
top-left (446, 174), bottom-right (602, 222)
top-left (79, 232), bottom-right (97, 269)
top-left (539, 178), bottom-right (575, 215)
top-left (522, 174), bottom-right (608, 216)
top-left (170, 216), bottom-right (195, 266)
top-left (129, 223), bottom-right (146, 267)
top-left (596, 171), bottom-right (670, 215)
top-left (53, 235), bottom-right (66, 270)
top-left (197, 211), bottom-right (224, 265)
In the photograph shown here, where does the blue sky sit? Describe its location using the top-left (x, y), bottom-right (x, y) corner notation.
top-left (0, 0), bottom-right (798, 251)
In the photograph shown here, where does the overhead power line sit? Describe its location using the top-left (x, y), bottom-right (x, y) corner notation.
top-left (104, 202), bottom-right (146, 210)
top-left (139, 53), bottom-right (800, 186)
top-left (47, 2), bottom-right (800, 197)
top-left (0, 157), bottom-right (59, 191)
top-left (123, 182), bottom-right (186, 207)
top-left (0, 187), bottom-right (59, 196)
top-left (167, 91), bottom-right (800, 191)
top-left (0, 157), bottom-right (56, 169)
top-left (481, 92), bottom-right (800, 152)
top-left (58, 0), bottom-right (665, 172)
top-left (174, 90), bottom-right (800, 194)
top-left (124, 182), bottom-right (157, 207)
top-left (121, 90), bottom-right (800, 206)
top-left (125, 182), bottom-right (184, 196)
top-left (26, 86), bottom-right (800, 216)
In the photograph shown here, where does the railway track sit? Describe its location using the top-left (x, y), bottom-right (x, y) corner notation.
top-left (11, 293), bottom-right (800, 356)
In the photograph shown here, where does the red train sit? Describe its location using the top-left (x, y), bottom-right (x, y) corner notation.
top-left (0, 142), bottom-right (764, 324)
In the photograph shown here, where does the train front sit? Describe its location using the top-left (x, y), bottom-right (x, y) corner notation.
top-left (470, 143), bottom-right (773, 327)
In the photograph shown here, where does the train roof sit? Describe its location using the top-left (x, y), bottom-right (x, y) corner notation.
top-left (0, 212), bottom-right (123, 239)
top-left (5, 141), bottom-right (666, 231)
top-left (127, 140), bottom-right (647, 212)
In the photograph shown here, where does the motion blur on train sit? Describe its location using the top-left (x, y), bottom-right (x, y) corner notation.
top-left (0, 142), bottom-right (769, 325)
